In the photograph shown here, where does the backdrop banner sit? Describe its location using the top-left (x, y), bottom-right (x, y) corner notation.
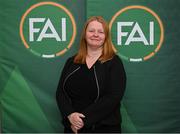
top-left (0, 0), bottom-right (180, 133)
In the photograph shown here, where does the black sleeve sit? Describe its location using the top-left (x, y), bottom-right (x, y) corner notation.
top-left (82, 56), bottom-right (126, 127)
top-left (56, 57), bottom-right (75, 118)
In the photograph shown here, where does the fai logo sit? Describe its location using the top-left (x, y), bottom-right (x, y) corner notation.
top-left (109, 5), bottom-right (164, 62)
top-left (20, 2), bottom-right (76, 58)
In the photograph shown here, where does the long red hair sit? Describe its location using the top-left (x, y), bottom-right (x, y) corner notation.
top-left (74, 16), bottom-right (115, 64)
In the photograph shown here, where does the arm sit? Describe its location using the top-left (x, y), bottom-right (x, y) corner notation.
top-left (56, 57), bottom-right (75, 119)
top-left (82, 56), bottom-right (126, 127)
top-left (56, 57), bottom-right (84, 129)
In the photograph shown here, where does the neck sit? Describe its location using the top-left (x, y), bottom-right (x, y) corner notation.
top-left (87, 46), bottom-right (102, 57)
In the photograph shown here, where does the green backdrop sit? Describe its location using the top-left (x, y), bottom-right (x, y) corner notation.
top-left (0, 0), bottom-right (180, 133)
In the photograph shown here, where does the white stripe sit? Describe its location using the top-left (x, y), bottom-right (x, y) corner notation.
top-left (42, 54), bottom-right (55, 58)
top-left (130, 58), bottom-right (142, 62)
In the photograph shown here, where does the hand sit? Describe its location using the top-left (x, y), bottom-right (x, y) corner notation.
top-left (68, 112), bottom-right (85, 130)
top-left (71, 125), bottom-right (78, 134)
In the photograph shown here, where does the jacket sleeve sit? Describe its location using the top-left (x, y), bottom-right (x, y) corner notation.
top-left (56, 57), bottom-right (75, 119)
top-left (82, 56), bottom-right (126, 127)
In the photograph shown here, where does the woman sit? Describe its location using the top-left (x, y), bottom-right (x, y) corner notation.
top-left (56, 16), bottom-right (126, 133)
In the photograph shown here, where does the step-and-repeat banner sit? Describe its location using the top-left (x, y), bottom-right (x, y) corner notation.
top-left (0, 0), bottom-right (180, 133)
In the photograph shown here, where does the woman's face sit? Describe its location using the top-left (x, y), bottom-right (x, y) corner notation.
top-left (85, 20), bottom-right (105, 48)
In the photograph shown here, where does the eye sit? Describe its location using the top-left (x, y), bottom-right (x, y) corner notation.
top-left (99, 31), bottom-right (104, 34)
top-left (88, 29), bottom-right (95, 32)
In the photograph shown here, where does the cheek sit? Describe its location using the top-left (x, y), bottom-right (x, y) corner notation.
top-left (85, 34), bottom-right (89, 41)
top-left (85, 32), bottom-right (91, 39)
top-left (101, 35), bottom-right (105, 42)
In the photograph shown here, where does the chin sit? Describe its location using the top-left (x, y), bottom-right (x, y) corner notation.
top-left (90, 45), bottom-right (102, 48)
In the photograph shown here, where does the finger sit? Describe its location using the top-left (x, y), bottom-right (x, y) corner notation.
top-left (74, 122), bottom-right (84, 129)
top-left (71, 125), bottom-right (78, 132)
top-left (71, 120), bottom-right (82, 127)
top-left (74, 125), bottom-right (83, 130)
top-left (74, 123), bottom-right (82, 128)
top-left (74, 125), bottom-right (80, 130)
top-left (73, 117), bottom-right (83, 125)
top-left (78, 113), bottom-right (85, 118)
top-left (75, 121), bottom-right (83, 128)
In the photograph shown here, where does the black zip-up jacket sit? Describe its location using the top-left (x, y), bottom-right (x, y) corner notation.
top-left (56, 55), bottom-right (126, 128)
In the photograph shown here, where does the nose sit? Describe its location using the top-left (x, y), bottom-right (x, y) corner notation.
top-left (93, 31), bottom-right (99, 37)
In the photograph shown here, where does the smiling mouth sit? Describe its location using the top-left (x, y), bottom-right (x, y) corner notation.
top-left (91, 39), bottom-right (100, 41)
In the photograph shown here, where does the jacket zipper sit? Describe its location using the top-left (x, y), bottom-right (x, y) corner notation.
top-left (62, 65), bottom-right (99, 130)
top-left (62, 66), bottom-right (81, 103)
top-left (92, 65), bottom-right (100, 130)
top-left (93, 65), bottom-right (100, 103)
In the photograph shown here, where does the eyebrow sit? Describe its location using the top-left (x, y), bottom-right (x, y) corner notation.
top-left (87, 28), bottom-right (104, 31)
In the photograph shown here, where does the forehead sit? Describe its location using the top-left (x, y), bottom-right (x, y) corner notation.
top-left (87, 20), bottom-right (104, 29)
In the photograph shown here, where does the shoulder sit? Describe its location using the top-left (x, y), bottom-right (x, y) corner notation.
top-left (65, 54), bottom-right (76, 64)
top-left (105, 55), bottom-right (123, 66)
top-left (63, 55), bottom-right (76, 69)
top-left (113, 55), bottom-right (124, 66)
top-left (104, 55), bottom-right (125, 73)
top-left (107, 55), bottom-right (126, 78)
top-left (63, 54), bottom-right (81, 71)
top-left (112, 55), bottom-right (122, 62)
